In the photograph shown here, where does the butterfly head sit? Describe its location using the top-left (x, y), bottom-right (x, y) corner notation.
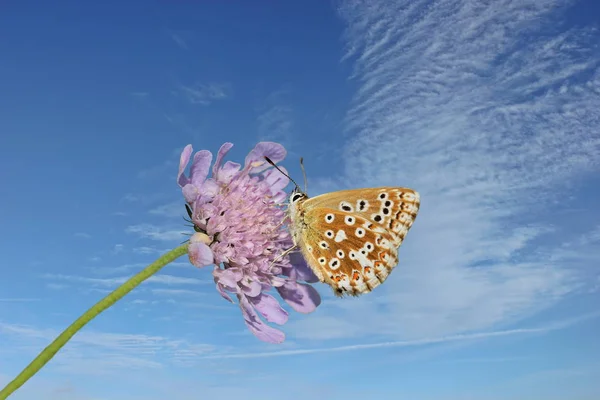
top-left (290, 187), bottom-right (307, 204)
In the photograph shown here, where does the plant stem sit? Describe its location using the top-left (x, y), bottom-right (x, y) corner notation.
top-left (0, 244), bottom-right (189, 400)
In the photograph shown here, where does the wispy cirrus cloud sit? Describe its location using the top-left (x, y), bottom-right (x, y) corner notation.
top-left (149, 201), bottom-right (185, 218)
top-left (41, 273), bottom-right (209, 287)
top-left (176, 82), bottom-right (231, 105)
top-left (73, 232), bottom-right (91, 239)
top-left (167, 30), bottom-right (189, 50)
top-left (257, 89), bottom-right (295, 148)
top-left (0, 323), bottom-right (215, 374)
top-left (132, 246), bottom-right (171, 255)
top-left (290, 0), bottom-right (600, 342)
top-left (199, 312), bottom-right (599, 360)
top-left (125, 223), bottom-right (187, 242)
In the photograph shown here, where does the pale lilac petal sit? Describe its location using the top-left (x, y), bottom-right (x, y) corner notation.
top-left (216, 161), bottom-right (241, 184)
top-left (182, 184), bottom-right (199, 204)
top-left (244, 142), bottom-right (286, 173)
top-left (177, 144), bottom-right (193, 187)
top-left (264, 167), bottom-right (290, 194)
top-left (190, 150), bottom-right (212, 187)
top-left (214, 280), bottom-right (234, 303)
top-left (240, 278), bottom-right (262, 297)
top-left (213, 267), bottom-right (244, 287)
top-left (288, 253), bottom-right (320, 283)
top-left (188, 241), bottom-right (214, 268)
top-left (247, 293), bottom-right (288, 325)
top-left (277, 281), bottom-right (321, 314)
top-left (213, 142), bottom-right (234, 176)
top-left (239, 295), bottom-right (285, 343)
top-left (272, 191), bottom-right (287, 203)
top-left (199, 179), bottom-right (220, 198)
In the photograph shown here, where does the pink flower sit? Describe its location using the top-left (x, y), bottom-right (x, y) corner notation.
top-left (178, 142), bottom-right (321, 343)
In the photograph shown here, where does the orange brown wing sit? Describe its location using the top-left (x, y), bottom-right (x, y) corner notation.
top-left (297, 187), bottom-right (420, 296)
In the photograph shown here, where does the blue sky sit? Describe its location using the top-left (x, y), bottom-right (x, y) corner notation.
top-left (1, 0), bottom-right (599, 399)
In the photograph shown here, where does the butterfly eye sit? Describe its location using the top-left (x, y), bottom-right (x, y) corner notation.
top-left (292, 193), bottom-right (304, 202)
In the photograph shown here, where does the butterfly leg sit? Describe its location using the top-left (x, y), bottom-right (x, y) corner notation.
top-left (268, 245), bottom-right (298, 270)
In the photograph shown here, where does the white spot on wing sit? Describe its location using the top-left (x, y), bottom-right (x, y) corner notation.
top-left (334, 229), bottom-right (347, 242)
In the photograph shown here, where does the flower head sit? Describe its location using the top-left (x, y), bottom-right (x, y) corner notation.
top-left (178, 142), bottom-right (321, 343)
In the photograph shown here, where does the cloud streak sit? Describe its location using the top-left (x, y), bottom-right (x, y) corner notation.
top-left (198, 312), bottom-right (599, 359)
top-left (291, 0), bottom-right (600, 341)
top-left (126, 224), bottom-right (187, 242)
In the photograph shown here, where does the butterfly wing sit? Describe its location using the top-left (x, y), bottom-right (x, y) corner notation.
top-left (296, 187), bottom-right (420, 296)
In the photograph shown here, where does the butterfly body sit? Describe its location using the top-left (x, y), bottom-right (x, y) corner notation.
top-left (288, 187), bottom-right (420, 297)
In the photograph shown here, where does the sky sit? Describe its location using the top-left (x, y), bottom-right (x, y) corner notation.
top-left (1, 0), bottom-right (599, 399)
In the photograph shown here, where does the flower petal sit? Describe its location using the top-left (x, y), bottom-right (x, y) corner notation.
top-left (239, 294), bottom-right (285, 343)
top-left (213, 142), bottom-right (234, 176)
top-left (177, 144), bottom-right (193, 187)
top-left (244, 142), bottom-right (286, 173)
top-left (277, 281), bottom-right (321, 314)
top-left (182, 184), bottom-right (199, 204)
top-left (264, 166), bottom-right (290, 194)
top-left (247, 293), bottom-right (289, 325)
top-left (240, 278), bottom-right (262, 297)
top-left (288, 253), bottom-right (320, 283)
top-left (199, 179), bottom-right (220, 198)
top-left (190, 150), bottom-right (213, 187)
top-left (213, 266), bottom-right (244, 287)
top-left (214, 277), bottom-right (234, 303)
top-left (188, 240), bottom-right (214, 268)
top-left (216, 161), bottom-right (241, 184)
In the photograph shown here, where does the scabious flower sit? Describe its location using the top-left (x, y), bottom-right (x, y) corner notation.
top-left (178, 142), bottom-right (321, 343)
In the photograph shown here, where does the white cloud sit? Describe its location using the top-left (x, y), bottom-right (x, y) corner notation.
top-left (257, 89), bottom-right (295, 147)
top-left (74, 232), bottom-right (91, 239)
top-left (132, 246), bottom-right (170, 255)
top-left (198, 312), bottom-right (598, 360)
top-left (177, 82), bottom-right (231, 105)
top-left (291, 0), bottom-right (600, 341)
top-left (149, 201), bottom-right (185, 218)
top-left (112, 244), bottom-right (124, 254)
top-left (168, 30), bottom-right (189, 50)
top-left (125, 224), bottom-right (187, 242)
top-left (120, 193), bottom-right (139, 203)
top-left (0, 323), bottom-right (214, 374)
top-left (41, 273), bottom-right (209, 287)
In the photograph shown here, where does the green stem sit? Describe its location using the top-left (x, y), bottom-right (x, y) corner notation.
top-left (0, 244), bottom-right (189, 400)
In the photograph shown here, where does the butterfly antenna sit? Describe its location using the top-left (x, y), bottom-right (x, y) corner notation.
top-left (264, 156), bottom-right (304, 193)
top-left (300, 157), bottom-right (308, 193)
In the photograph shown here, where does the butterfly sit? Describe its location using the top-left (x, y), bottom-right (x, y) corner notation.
top-left (288, 186), bottom-right (420, 296)
top-left (265, 157), bottom-right (420, 297)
